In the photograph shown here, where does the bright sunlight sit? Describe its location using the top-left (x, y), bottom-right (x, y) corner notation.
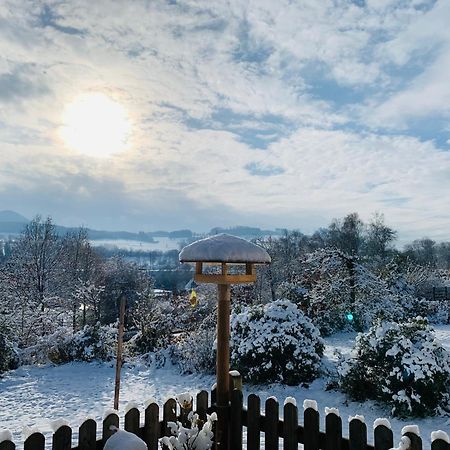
top-left (59, 93), bottom-right (131, 158)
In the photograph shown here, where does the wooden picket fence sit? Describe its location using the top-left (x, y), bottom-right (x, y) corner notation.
top-left (1, 388), bottom-right (449, 450)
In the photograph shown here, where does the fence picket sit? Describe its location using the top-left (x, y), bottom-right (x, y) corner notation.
top-left (325, 412), bottom-right (342, 450)
top-left (124, 408), bottom-right (140, 436)
top-left (52, 425), bottom-right (72, 450)
top-left (78, 419), bottom-right (96, 450)
top-left (102, 414), bottom-right (119, 446)
top-left (283, 402), bottom-right (298, 450)
top-left (404, 431), bottom-right (422, 450)
top-left (196, 391), bottom-right (208, 422)
top-left (265, 397), bottom-right (279, 450)
top-left (163, 399), bottom-right (177, 437)
top-left (24, 433), bottom-right (45, 450)
top-left (431, 439), bottom-right (450, 450)
top-left (5, 390), bottom-right (449, 450)
top-left (349, 418), bottom-right (367, 450)
top-left (230, 389), bottom-right (243, 450)
top-left (143, 403), bottom-right (159, 450)
top-left (248, 394), bottom-right (261, 450)
top-left (304, 407), bottom-right (320, 450)
top-left (374, 424), bottom-right (393, 450)
top-left (0, 441), bottom-right (15, 450)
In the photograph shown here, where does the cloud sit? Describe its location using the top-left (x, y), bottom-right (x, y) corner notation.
top-left (0, 66), bottom-right (49, 102)
top-left (0, 0), bottom-right (449, 241)
top-left (364, 0), bottom-right (450, 128)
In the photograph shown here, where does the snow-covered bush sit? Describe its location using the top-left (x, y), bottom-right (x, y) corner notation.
top-left (416, 299), bottom-right (449, 324)
top-left (173, 311), bottom-right (216, 375)
top-left (0, 325), bottom-right (18, 373)
top-left (20, 326), bottom-right (72, 365)
top-left (21, 323), bottom-right (117, 364)
top-left (230, 299), bottom-right (324, 385)
top-left (57, 323), bottom-right (117, 362)
top-left (160, 393), bottom-right (217, 450)
top-left (339, 317), bottom-right (450, 417)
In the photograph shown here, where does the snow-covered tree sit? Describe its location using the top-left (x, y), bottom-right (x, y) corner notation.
top-left (300, 249), bottom-right (419, 334)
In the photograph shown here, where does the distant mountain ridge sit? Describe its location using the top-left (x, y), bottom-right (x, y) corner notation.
top-left (0, 210), bottom-right (29, 223)
top-left (0, 210), bottom-right (283, 241)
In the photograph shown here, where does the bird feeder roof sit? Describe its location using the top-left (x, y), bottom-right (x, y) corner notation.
top-left (179, 233), bottom-right (271, 264)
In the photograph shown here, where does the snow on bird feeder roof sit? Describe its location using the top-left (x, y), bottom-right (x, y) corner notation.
top-left (179, 234), bottom-right (271, 284)
top-left (179, 234), bottom-right (271, 264)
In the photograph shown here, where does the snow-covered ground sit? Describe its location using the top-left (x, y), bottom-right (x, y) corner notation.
top-left (90, 237), bottom-right (185, 252)
top-left (1, 327), bottom-right (450, 448)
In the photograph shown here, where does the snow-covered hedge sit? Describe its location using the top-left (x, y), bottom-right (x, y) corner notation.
top-left (230, 299), bottom-right (324, 385)
top-left (57, 323), bottom-right (117, 362)
top-left (339, 317), bottom-right (450, 417)
top-left (21, 323), bottom-right (117, 365)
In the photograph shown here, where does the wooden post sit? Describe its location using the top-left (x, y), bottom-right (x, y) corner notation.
top-left (216, 283), bottom-right (231, 450)
top-left (114, 294), bottom-right (126, 410)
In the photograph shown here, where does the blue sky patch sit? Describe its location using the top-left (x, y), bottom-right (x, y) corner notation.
top-left (245, 162), bottom-right (285, 177)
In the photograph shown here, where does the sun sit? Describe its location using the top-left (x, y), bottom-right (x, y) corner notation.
top-left (59, 93), bottom-right (131, 158)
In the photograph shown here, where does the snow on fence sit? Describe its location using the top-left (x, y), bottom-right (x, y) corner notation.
top-left (1, 387), bottom-right (449, 450)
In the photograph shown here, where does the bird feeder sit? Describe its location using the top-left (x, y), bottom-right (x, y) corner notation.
top-left (179, 234), bottom-right (271, 450)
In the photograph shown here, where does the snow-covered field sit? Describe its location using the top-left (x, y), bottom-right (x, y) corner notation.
top-left (1, 326), bottom-right (450, 448)
top-left (90, 237), bottom-right (185, 252)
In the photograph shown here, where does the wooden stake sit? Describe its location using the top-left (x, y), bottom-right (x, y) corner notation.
top-left (114, 294), bottom-right (126, 410)
top-left (216, 284), bottom-right (231, 450)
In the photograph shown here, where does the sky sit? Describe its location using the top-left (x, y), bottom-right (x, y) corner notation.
top-left (1, 0), bottom-right (450, 241)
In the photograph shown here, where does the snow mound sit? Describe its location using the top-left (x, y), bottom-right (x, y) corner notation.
top-left (49, 419), bottom-right (69, 432)
top-left (402, 425), bottom-right (420, 436)
top-left (374, 418), bottom-right (391, 429)
top-left (104, 429), bottom-right (147, 450)
top-left (325, 407), bottom-right (340, 417)
top-left (125, 402), bottom-right (140, 413)
top-left (349, 415), bottom-right (365, 423)
top-left (179, 233), bottom-right (271, 264)
top-left (0, 430), bottom-right (12, 443)
top-left (431, 431), bottom-right (450, 443)
top-left (303, 399), bottom-right (318, 411)
top-left (103, 409), bottom-right (119, 420)
top-left (144, 397), bottom-right (157, 408)
top-left (284, 397), bottom-right (297, 407)
top-left (23, 426), bottom-right (40, 440)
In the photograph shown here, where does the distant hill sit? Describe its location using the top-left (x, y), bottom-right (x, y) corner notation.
top-left (0, 210), bottom-right (28, 223)
top-left (0, 210), bottom-right (282, 242)
top-left (0, 210), bottom-right (30, 234)
top-left (209, 225), bottom-right (283, 237)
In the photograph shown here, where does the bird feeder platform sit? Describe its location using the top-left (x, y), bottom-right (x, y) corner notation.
top-left (179, 233), bottom-right (271, 284)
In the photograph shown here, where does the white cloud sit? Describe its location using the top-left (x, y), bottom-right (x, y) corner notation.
top-left (0, 0), bottom-right (449, 240)
top-left (367, 0), bottom-right (450, 127)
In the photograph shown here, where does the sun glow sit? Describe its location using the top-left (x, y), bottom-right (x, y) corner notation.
top-left (60, 93), bottom-right (131, 157)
